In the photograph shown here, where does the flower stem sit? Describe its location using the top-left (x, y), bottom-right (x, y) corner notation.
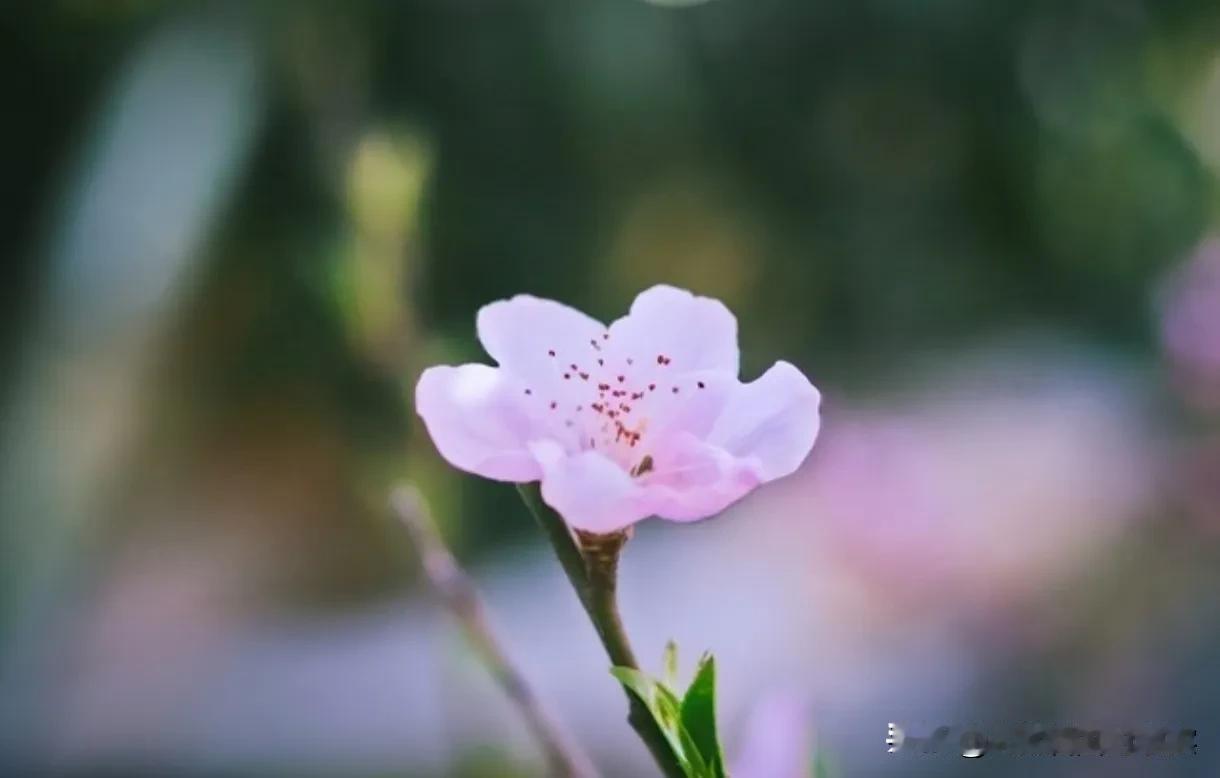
top-left (392, 486), bottom-right (599, 778)
top-left (517, 484), bottom-right (686, 778)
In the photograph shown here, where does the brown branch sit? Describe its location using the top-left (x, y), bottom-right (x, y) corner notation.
top-left (391, 485), bottom-right (600, 778)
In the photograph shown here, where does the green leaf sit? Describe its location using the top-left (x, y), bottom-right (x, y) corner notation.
top-left (663, 640), bottom-right (679, 688)
top-left (611, 666), bottom-right (713, 778)
top-left (680, 653), bottom-right (726, 778)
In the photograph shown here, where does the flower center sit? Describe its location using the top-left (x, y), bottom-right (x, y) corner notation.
top-left (520, 331), bottom-right (708, 472)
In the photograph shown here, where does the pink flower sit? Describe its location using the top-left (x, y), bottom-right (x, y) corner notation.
top-left (1158, 236), bottom-right (1220, 407)
top-left (415, 285), bottom-right (821, 532)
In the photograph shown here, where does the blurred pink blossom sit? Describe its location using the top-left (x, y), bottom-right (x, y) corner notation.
top-left (1158, 236), bottom-right (1220, 408)
top-left (790, 356), bottom-right (1157, 617)
top-left (731, 692), bottom-right (815, 778)
top-left (415, 285), bottom-right (821, 531)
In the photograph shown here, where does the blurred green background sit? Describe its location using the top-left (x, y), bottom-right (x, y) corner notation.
top-left (3, 1), bottom-right (1220, 776)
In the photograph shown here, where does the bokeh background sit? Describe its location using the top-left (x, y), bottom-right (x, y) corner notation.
top-left (4, 1), bottom-right (1220, 775)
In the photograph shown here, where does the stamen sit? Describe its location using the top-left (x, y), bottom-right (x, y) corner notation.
top-left (630, 455), bottom-right (655, 477)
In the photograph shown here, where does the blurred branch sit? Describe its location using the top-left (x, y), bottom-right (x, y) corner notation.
top-left (390, 486), bottom-right (599, 778)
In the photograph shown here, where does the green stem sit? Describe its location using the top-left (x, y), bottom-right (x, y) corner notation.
top-left (517, 484), bottom-right (686, 778)
top-left (517, 483), bottom-right (593, 605)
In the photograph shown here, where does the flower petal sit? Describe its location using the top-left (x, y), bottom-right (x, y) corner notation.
top-left (640, 369), bottom-right (737, 440)
top-left (608, 285), bottom-right (739, 376)
top-left (477, 295), bottom-right (607, 389)
top-left (641, 433), bottom-right (764, 521)
top-left (708, 361), bottom-right (821, 480)
top-left (415, 364), bottom-right (544, 482)
top-left (529, 440), bottom-right (651, 532)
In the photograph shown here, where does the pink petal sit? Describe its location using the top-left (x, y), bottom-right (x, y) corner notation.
top-left (529, 440), bottom-right (652, 532)
top-left (608, 285), bottom-right (739, 376)
top-left (709, 361), bottom-right (821, 481)
top-left (477, 295), bottom-right (606, 390)
top-left (529, 433), bottom-right (764, 530)
top-left (636, 369), bottom-right (737, 440)
top-left (640, 433), bottom-right (764, 521)
top-left (415, 364), bottom-right (544, 482)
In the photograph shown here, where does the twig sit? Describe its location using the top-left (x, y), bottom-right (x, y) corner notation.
top-left (391, 485), bottom-right (600, 778)
top-left (517, 484), bottom-right (687, 778)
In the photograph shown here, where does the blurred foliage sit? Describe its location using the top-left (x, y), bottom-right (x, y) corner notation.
top-left (5, 0), bottom-right (1220, 599)
top-left (4, 3), bottom-right (1220, 776)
